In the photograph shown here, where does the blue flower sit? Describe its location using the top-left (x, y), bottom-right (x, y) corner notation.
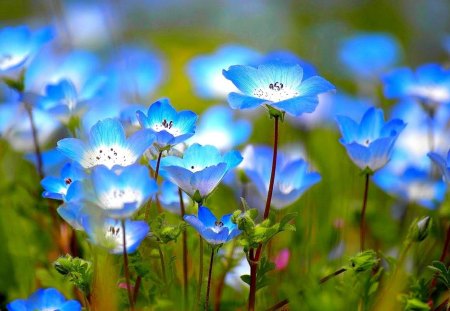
top-left (187, 44), bottom-right (261, 99)
top-left (83, 216), bottom-right (149, 254)
top-left (374, 166), bottom-right (446, 209)
top-left (428, 150), bottom-right (450, 182)
top-left (159, 180), bottom-right (190, 214)
top-left (258, 50), bottom-right (317, 79)
top-left (7, 287), bottom-right (81, 311)
top-left (336, 107), bottom-right (406, 172)
top-left (159, 144), bottom-right (243, 203)
top-left (137, 98), bottom-right (197, 150)
top-left (57, 118), bottom-right (155, 169)
top-left (88, 164), bottom-right (157, 218)
top-left (0, 25), bottom-right (53, 73)
top-left (338, 33), bottom-right (401, 80)
top-left (383, 64), bottom-right (450, 106)
top-left (186, 105), bottom-right (251, 151)
top-left (184, 206), bottom-right (240, 245)
top-left (41, 162), bottom-right (86, 200)
top-left (223, 63), bottom-right (334, 116)
top-left (241, 145), bottom-right (321, 208)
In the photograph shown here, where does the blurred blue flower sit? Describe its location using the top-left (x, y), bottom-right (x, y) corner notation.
top-left (187, 44), bottom-right (261, 99)
top-left (383, 64), bottom-right (450, 106)
top-left (120, 103), bottom-right (146, 129)
top-left (0, 25), bottom-right (53, 73)
top-left (159, 143), bottom-right (242, 203)
top-left (57, 118), bottom-right (154, 169)
top-left (339, 33), bottom-right (401, 80)
top-left (186, 105), bottom-right (251, 151)
top-left (159, 180), bottom-right (190, 214)
top-left (137, 98), bottom-right (197, 150)
top-left (241, 145), bottom-right (321, 208)
top-left (374, 166), bottom-right (446, 209)
top-left (41, 162), bottom-right (86, 201)
top-left (258, 50), bottom-right (317, 79)
top-left (7, 287), bottom-right (81, 311)
top-left (184, 206), bottom-right (240, 245)
top-left (88, 164), bottom-right (157, 218)
top-left (336, 107), bottom-right (406, 172)
top-left (223, 63), bottom-right (334, 116)
top-left (428, 150), bottom-right (450, 182)
top-left (25, 148), bottom-right (68, 176)
top-left (83, 216), bottom-right (149, 254)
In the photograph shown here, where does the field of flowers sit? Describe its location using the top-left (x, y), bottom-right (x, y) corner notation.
top-left (1, 1), bottom-right (450, 310)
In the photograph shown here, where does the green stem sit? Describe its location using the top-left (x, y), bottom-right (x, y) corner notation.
top-left (360, 173), bottom-right (370, 251)
top-left (205, 247), bottom-right (215, 310)
top-left (197, 235), bottom-right (204, 310)
top-left (179, 187), bottom-right (189, 308)
top-left (24, 103), bottom-right (44, 180)
top-left (158, 244), bottom-right (167, 284)
top-left (121, 219), bottom-right (135, 311)
top-left (144, 150), bottom-right (163, 221)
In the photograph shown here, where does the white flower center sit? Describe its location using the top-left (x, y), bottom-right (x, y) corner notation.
top-left (99, 187), bottom-right (142, 210)
top-left (0, 53), bottom-right (26, 71)
top-left (83, 145), bottom-right (136, 169)
top-left (153, 119), bottom-right (181, 136)
top-left (211, 221), bottom-right (224, 233)
top-left (410, 85), bottom-right (450, 103)
top-left (252, 82), bottom-right (299, 102)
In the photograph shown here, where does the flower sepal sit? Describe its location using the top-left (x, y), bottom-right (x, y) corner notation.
top-left (347, 250), bottom-right (380, 273)
top-left (53, 254), bottom-right (93, 296)
top-left (360, 167), bottom-right (375, 176)
top-left (2, 69), bottom-right (25, 92)
top-left (266, 104), bottom-right (286, 122)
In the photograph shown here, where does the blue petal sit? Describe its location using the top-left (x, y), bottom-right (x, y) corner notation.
top-left (160, 166), bottom-right (196, 197)
top-left (223, 150), bottom-right (243, 169)
top-left (59, 300), bottom-right (82, 311)
top-left (336, 115), bottom-right (360, 143)
top-left (227, 92), bottom-right (267, 110)
top-left (41, 177), bottom-right (66, 200)
top-left (198, 206), bottom-right (217, 227)
top-left (145, 98), bottom-right (177, 126)
top-left (183, 144), bottom-right (223, 169)
top-left (367, 137), bottom-right (396, 171)
top-left (126, 129), bottom-right (155, 157)
top-left (184, 214), bottom-right (206, 234)
top-left (192, 163), bottom-right (228, 197)
top-left (297, 75), bottom-right (335, 96)
top-left (125, 220), bottom-right (150, 253)
top-left (428, 152), bottom-right (450, 182)
top-left (380, 119), bottom-right (406, 138)
top-left (202, 227), bottom-right (229, 244)
top-left (271, 95), bottom-right (319, 117)
top-left (358, 107), bottom-right (385, 142)
top-left (343, 142), bottom-right (371, 170)
top-left (382, 68), bottom-right (414, 99)
top-left (57, 138), bottom-right (87, 165)
top-left (222, 65), bottom-right (261, 94)
top-left (88, 119), bottom-right (127, 150)
top-left (91, 165), bottom-right (117, 198)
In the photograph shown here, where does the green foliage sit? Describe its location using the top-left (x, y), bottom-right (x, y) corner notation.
top-left (400, 279), bottom-right (431, 311)
top-left (428, 261), bottom-right (450, 289)
top-left (407, 217), bottom-right (432, 243)
top-left (53, 254), bottom-right (93, 295)
top-left (347, 250), bottom-right (380, 273)
top-left (240, 257), bottom-right (275, 291)
top-left (149, 213), bottom-right (185, 244)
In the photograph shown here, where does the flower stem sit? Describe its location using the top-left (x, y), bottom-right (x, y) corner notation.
top-left (360, 173), bottom-right (370, 251)
top-left (197, 235), bottom-right (204, 309)
top-left (248, 116), bottom-right (280, 311)
top-left (179, 187), bottom-right (189, 308)
top-left (144, 150), bottom-right (163, 221)
top-left (158, 244), bottom-right (167, 284)
top-left (121, 219), bottom-right (135, 311)
top-left (319, 267), bottom-right (347, 284)
top-left (205, 247), bottom-right (215, 311)
top-left (24, 103), bottom-right (44, 180)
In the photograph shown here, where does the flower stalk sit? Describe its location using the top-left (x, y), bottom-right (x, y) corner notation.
top-left (121, 219), bottom-right (135, 311)
top-left (179, 187), bottom-right (189, 307)
top-left (360, 173), bottom-right (370, 251)
top-left (205, 247), bottom-right (216, 310)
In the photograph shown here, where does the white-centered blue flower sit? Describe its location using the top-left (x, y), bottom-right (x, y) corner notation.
top-left (336, 107), bottom-right (406, 172)
top-left (57, 118), bottom-right (155, 169)
top-left (158, 144), bottom-right (242, 203)
top-left (7, 287), bottom-right (81, 311)
top-left (136, 98), bottom-right (197, 150)
top-left (184, 206), bottom-right (240, 245)
top-left (41, 162), bottom-right (86, 201)
top-left (241, 145), bottom-right (321, 208)
top-left (222, 62), bottom-right (335, 116)
top-left (83, 216), bottom-right (149, 254)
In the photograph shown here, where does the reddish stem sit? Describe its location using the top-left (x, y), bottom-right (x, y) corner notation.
top-left (179, 187), bottom-right (189, 307)
top-left (360, 173), bottom-right (370, 251)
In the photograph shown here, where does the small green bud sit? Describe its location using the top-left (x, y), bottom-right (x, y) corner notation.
top-left (408, 216), bottom-right (432, 242)
top-left (348, 250), bottom-right (379, 273)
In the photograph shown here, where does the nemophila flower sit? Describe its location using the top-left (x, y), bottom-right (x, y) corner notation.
top-left (186, 105), bottom-right (251, 151)
top-left (7, 287), bottom-right (81, 311)
top-left (339, 33), bottom-right (401, 80)
top-left (120, 103), bottom-right (146, 129)
top-left (88, 164), bottom-right (157, 218)
top-left (259, 50), bottom-right (317, 79)
top-left (158, 143), bottom-right (242, 203)
top-left (136, 99), bottom-right (197, 150)
top-left (0, 25), bottom-right (53, 73)
top-left (57, 118), bottom-right (154, 169)
top-left (187, 44), bottom-right (261, 99)
top-left (83, 217), bottom-right (149, 254)
top-left (374, 166), bottom-right (446, 209)
top-left (428, 150), bottom-right (450, 182)
top-left (41, 162), bottom-right (86, 200)
top-left (223, 63), bottom-right (334, 117)
top-left (383, 64), bottom-right (450, 106)
top-left (159, 180), bottom-right (190, 214)
top-left (184, 206), bottom-right (240, 245)
top-left (241, 145), bottom-right (321, 208)
top-left (336, 107), bottom-right (406, 172)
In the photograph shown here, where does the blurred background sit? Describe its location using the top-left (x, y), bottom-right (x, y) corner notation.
top-left (1, 0), bottom-right (450, 310)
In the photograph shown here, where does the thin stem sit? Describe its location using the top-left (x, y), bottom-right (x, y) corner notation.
top-left (121, 220), bottom-right (134, 311)
top-left (158, 244), bottom-right (167, 284)
top-left (205, 248), bottom-right (215, 311)
top-left (427, 110), bottom-right (435, 153)
top-left (265, 268), bottom-right (347, 311)
top-left (249, 116), bottom-right (280, 311)
top-left (439, 225), bottom-right (450, 263)
top-left (144, 150), bottom-right (163, 221)
top-left (179, 187), bottom-right (189, 308)
top-left (214, 241), bottom-right (237, 311)
top-left (360, 173), bottom-right (370, 251)
top-left (132, 276), bottom-right (141, 304)
top-left (154, 150), bottom-right (163, 180)
top-left (24, 104), bottom-right (44, 180)
top-left (197, 235), bottom-right (204, 309)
